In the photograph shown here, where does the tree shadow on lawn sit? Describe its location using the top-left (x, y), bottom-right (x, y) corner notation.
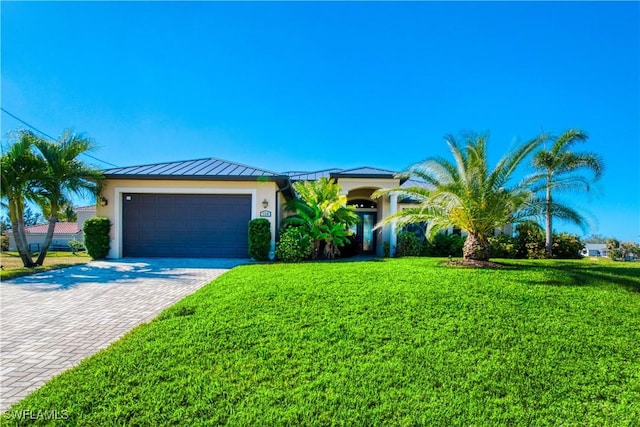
top-left (1, 258), bottom-right (246, 292)
top-left (505, 260), bottom-right (640, 293)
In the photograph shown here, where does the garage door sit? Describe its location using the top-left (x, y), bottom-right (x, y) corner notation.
top-left (122, 193), bottom-right (252, 258)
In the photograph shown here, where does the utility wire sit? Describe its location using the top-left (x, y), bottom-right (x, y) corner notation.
top-left (1, 107), bottom-right (119, 168)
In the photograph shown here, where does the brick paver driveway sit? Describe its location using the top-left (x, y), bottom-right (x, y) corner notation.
top-left (0, 258), bottom-right (246, 412)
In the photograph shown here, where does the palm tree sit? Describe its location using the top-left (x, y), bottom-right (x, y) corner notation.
top-left (283, 178), bottom-right (359, 259)
top-left (374, 132), bottom-right (546, 262)
top-left (532, 129), bottom-right (604, 257)
top-left (31, 130), bottom-right (104, 265)
top-left (0, 131), bottom-right (44, 267)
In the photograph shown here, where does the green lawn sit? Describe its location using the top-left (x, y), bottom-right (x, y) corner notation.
top-left (3, 258), bottom-right (639, 425)
top-left (0, 251), bottom-right (90, 280)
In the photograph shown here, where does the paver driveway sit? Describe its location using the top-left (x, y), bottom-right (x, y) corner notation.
top-left (0, 258), bottom-right (246, 412)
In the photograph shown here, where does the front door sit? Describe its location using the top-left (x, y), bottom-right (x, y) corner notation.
top-left (350, 212), bottom-right (377, 253)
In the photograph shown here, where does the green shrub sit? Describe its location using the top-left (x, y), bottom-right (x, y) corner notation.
top-left (248, 218), bottom-right (271, 261)
top-left (488, 234), bottom-right (517, 258)
top-left (552, 232), bottom-right (584, 259)
top-left (396, 230), bottom-right (421, 257)
top-left (429, 233), bottom-right (465, 257)
top-left (383, 242), bottom-right (391, 258)
top-left (83, 217), bottom-right (111, 259)
top-left (67, 239), bottom-right (84, 255)
top-left (515, 224), bottom-right (546, 259)
top-left (275, 227), bottom-right (313, 262)
top-left (0, 234), bottom-right (8, 251)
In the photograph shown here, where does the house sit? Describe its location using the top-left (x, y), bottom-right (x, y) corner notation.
top-left (7, 206), bottom-right (96, 251)
top-left (581, 243), bottom-right (608, 257)
top-left (98, 157), bottom-right (427, 259)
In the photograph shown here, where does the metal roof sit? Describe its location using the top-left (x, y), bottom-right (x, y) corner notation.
top-left (330, 167), bottom-right (399, 179)
top-left (103, 157), bottom-right (287, 182)
top-left (286, 168), bottom-right (343, 181)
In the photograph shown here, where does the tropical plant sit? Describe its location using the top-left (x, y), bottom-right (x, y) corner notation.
top-left (1, 129), bottom-right (104, 267)
top-left (0, 131), bottom-right (45, 267)
top-left (283, 178), bottom-right (359, 259)
top-left (374, 132), bottom-right (545, 261)
top-left (532, 129), bottom-right (604, 257)
top-left (30, 131), bottom-right (104, 265)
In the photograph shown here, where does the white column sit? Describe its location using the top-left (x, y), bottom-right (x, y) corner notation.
top-left (389, 193), bottom-right (398, 256)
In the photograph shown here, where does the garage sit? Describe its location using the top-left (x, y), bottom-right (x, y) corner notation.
top-left (122, 193), bottom-right (252, 258)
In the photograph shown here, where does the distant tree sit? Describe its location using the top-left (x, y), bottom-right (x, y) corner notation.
top-left (375, 132), bottom-right (546, 262)
top-left (620, 242), bottom-right (640, 260)
top-left (583, 234), bottom-right (609, 244)
top-left (606, 238), bottom-right (622, 261)
top-left (23, 206), bottom-right (43, 226)
top-left (532, 129), bottom-right (604, 257)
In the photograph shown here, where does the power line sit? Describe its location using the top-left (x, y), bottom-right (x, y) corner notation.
top-left (1, 107), bottom-right (119, 168)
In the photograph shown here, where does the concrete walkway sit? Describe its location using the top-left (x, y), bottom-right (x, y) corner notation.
top-left (0, 258), bottom-right (246, 412)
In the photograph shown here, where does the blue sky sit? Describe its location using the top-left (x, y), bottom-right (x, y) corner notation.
top-left (2, 1), bottom-right (638, 242)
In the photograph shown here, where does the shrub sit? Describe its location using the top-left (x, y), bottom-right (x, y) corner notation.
top-left (248, 218), bottom-right (271, 261)
top-left (396, 230), bottom-right (421, 257)
top-left (488, 235), bottom-right (517, 258)
top-left (275, 227), bottom-right (313, 262)
top-left (67, 239), bottom-right (84, 255)
top-left (515, 225), bottom-right (546, 259)
top-left (429, 233), bottom-right (465, 257)
top-left (339, 234), bottom-right (359, 258)
top-left (83, 217), bottom-right (111, 260)
top-left (0, 234), bottom-right (8, 251)
top-left (552, 232), bottom-right (584, 259)
top-left (383, 242), bottom-right (391, 258)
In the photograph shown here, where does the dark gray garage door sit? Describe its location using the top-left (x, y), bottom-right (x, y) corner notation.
top-left (122, 193), bottom-right (251, 258)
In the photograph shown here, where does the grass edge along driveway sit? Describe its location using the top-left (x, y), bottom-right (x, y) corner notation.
top-left (3, 258), bottom-right (639, 426)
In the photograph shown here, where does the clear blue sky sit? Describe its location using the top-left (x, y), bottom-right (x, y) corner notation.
top-left (2, 1), bottom-right (638, 242)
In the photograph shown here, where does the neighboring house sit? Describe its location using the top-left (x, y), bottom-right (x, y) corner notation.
top-left (581, 243), bottom-right (609, 257)
top-left (98, 157), bottom-right (423, 258)
top-left (7, 206), bottom-right (96, 251)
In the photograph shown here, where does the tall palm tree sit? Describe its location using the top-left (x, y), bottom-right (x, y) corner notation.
top-left (284, 178), bottom-right (359, 259)
top-left (0, 131), bottom-right (44, 267)
top-left (31, 130), bottom-right (104, 265)
top-left (374, 132), bottom-right (546, 262)
top-left (532, 129), bottom-right (604, 257)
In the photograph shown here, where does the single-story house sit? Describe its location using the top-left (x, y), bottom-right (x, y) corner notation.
top-left (98, 157), bottom-right (429, 259)
top-left (581, 243), bottom-right (609, 257)
top-left (7, 206), bottom-right (96, 251)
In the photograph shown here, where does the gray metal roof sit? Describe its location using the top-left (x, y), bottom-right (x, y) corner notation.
top-left (286, 168), bottom-right (343, 181)
top-left (104, 157), bottom-right (286, 181)
top-left (330, 167), bottom-right (398, 178)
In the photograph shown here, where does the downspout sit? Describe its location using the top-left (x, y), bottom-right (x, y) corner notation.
top-left (274, 178), bottom-right (292, 241)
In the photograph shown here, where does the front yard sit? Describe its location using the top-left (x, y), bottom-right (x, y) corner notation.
top-left (3, 258), bottom-right (639, 425)
top-left (0, 251), bottom-right (90, 280)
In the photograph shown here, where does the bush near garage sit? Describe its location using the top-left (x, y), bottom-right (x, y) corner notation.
top-left (83, 217), bottom-right (111, 259)
top-left (248, 218), bottom-right (271, 261)
top-left (275, 226), bottom-right (313, 262)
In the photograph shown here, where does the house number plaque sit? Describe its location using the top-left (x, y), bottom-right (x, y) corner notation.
top-left (259, 210), bottom-right (272, 217)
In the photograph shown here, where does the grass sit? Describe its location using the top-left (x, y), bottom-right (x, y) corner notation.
top-left (2, 258), bottom-right (639, 425)
top-left (0, 251), bottom-right (90, 280)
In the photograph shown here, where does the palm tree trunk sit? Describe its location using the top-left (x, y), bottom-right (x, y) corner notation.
top-left (9, 199), bottom-right (35, 267)
top-left (545, 179), bottom-right (553, 257)
top-left (463, 233), bottom-right (491, 261)
top-left (36, 212), bottom-right (58, 266)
